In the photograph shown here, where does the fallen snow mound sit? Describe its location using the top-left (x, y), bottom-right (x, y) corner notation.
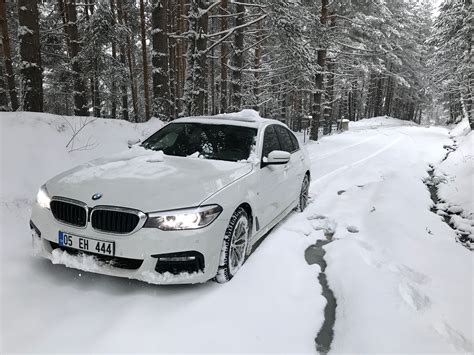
top-left (215, 108), bottom-right (264, 122)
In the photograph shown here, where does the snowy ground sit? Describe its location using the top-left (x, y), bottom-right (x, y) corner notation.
top-left (0, 113), bottom-right (472, 354)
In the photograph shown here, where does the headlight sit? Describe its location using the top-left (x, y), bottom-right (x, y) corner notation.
top-left (144, 205), bottom-right (222, 231)
top-left (36, 185), bottom-right (51, 209)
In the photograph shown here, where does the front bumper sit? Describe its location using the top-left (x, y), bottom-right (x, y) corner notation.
top-left (30, 203), bottom-right (227, 284)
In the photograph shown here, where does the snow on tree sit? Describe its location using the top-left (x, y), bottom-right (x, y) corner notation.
top-left (0, 0), bottom-right (468, 133)
top-left (431, 0), bottom-right (473, 129)
top-left (18, 0), bottom-right (43, 112)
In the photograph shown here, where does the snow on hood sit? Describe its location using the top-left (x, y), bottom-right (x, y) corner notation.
top-left (46, 146), bottom-right (253, 212)
top-left (59, 146), bottom-right (167, 182)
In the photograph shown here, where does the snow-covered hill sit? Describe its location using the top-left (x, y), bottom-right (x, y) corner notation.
top-left (0, 112), bottom-right (472, 353)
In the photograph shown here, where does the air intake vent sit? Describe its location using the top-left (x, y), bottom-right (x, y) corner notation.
top-left (50, 200), bottom-right (87, 227)
top-left (91, 209), bottom-right (141, 234)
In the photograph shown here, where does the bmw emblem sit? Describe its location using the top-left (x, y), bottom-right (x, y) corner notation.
top-left (92, 193), bottom-right (103, 201)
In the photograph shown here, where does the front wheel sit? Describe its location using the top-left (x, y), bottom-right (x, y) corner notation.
top-left (214, 207), bottom-right (250, 283)
top-left (297, 174), bottom-right (310, 212)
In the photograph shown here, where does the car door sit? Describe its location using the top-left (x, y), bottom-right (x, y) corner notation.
top-left (254, 125), bottom-right (289, 230)
top-left (274, 125), bottom-right (304, 207)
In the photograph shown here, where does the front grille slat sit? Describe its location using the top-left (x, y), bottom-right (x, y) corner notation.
top-left (51, 198), bottom-right (140, 234)
top-left (50, 200), bottom-right (87, 227)
top-left (92, 209), bottom-right (140, 234)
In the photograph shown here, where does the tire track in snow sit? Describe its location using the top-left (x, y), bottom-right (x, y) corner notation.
top-left (306, 135), bottom-right (403, 354)
top-left (309, 135), bottom-right (377, 161)
top-left (311, 136), bottom-right (404, 186)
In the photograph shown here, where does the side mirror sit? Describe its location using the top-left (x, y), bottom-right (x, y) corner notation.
top-left (127, 138), bottom-right (141, 148)
top-left (262, 150), bottom-right (291, 167)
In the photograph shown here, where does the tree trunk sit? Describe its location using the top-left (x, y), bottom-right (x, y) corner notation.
top-left (139, 0), bottom-right (151, 120)
top-left (110, 0), bottom-right (129, 120)
top-left (0, 1), bottom-right (19, 110)
top-left (18, 0), bottom-right (43, 112)
top-left (230, 1), bottom-right (244, 111)
top-left (253, 18), bottom-right (263, 109)
top-left (374, 76), bottom-right (384, 117)
top-left (184, 0), bottom-right (208, 116)
top-left (116, 19), bottom-right (129, 118)
top-left (65, 0), bottom-right (88, 116)
top-left (87, 1), bottom-right (101, 117)
top-left (109, 0), bottom-right (117, 118)
top-left (323, 59), bottom-right (335, 134)
top-left (117, 0), bottom-right (138, 121)
top-left (176, 0), bottom-right (186, 115)
top-left (310, 0), bottom-right (328, 140)
top-left (168, 4), bottom-right (177, 118)
top-left (123, 3), bottom-right (139, 121)
top-left (0, 39), bottom-right (9, 110)
top-left (220, 0), bottom-right (228, 113)
top-left (210, 31), bottom-right (216, 115)
top-left (152, 0), bottom-right (171, 120)
top-left (194, 1), bottom-right (208, 115)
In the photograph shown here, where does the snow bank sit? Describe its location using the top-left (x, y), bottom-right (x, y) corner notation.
top-left (437, 119), bottom-right (473, 217)
top-left (305, 120), bottom-right (473, 353)
top-left (0, 112), bottom-right (163, 202)
top-left (349, 115), bottom-right (417, 131)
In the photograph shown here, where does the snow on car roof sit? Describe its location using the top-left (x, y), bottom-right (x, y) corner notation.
top-left (174, 109), bottom-right (285, 128)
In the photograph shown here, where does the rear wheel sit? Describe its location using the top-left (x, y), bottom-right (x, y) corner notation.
top-left (215, 208), bottom-right (250, 283)
top-left (297, 174), bottom-right (310, 212)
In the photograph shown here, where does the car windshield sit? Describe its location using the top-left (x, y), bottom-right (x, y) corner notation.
top-left (142, 122), bottom-right (257, 162)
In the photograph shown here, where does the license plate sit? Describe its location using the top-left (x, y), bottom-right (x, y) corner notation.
top-left (58, 231), bottom-right (115, 256)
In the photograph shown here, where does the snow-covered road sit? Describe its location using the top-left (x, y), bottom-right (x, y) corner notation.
top-left (305, 118), bottom-right (472, 353)
top-left (1, 113), bottom-right (472, 353)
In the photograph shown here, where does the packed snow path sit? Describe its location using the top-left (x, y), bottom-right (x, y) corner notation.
top-left (1, 113), bottom-right (472, 353)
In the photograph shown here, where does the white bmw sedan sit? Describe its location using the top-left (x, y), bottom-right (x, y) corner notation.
top-left (30, 114), bottom-right (311, 284)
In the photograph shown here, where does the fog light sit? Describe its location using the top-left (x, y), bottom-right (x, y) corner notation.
top-left (152, 251), bottom-right (204, 275)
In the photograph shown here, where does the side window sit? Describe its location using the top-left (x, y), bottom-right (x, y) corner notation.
top-left (289, 131), bottom-right (300, 151)
top-left (275, 125), bottom-right (296, 153)
top-left (262, 125), bottom-right (280, 158)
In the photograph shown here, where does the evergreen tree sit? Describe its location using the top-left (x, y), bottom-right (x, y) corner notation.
top-left (18, 0), bottom-right (43, 112)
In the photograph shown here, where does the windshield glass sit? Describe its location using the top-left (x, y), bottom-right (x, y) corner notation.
top-left (142, 123), bottom-right (257, 162)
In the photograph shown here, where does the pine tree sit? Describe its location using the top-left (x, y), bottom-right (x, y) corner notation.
top-left (0, 1), bottom-right (19, 111)
top-left (64, 0), bottom-right (88, 116)
top-left (139, 0), bottom-right (151, 121)
top-left (432, 0), bottom-right (473, 129)
top-left (229, 1), bottom-right (245, 111)
top-left (18, 0), bottom-right (43, 112)
top-left (183, 0), bottom-right (209, 116)
top-left (152, 0), bottom-right (171, 120)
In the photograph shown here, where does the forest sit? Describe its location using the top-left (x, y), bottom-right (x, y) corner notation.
top-left (0, 0), bottom-right (472, 140)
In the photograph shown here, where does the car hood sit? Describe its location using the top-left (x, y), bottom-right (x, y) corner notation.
top-left (46, 147), bottom-right (253, 212)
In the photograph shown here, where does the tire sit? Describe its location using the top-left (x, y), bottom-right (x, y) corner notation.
top-left (215, 207), bottom-right (250, 283)
top-left (297, 174), bottom-right (310, 212)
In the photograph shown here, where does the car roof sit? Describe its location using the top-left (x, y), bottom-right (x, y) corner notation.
top-left (172, 110), bottom-right (287, 130)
